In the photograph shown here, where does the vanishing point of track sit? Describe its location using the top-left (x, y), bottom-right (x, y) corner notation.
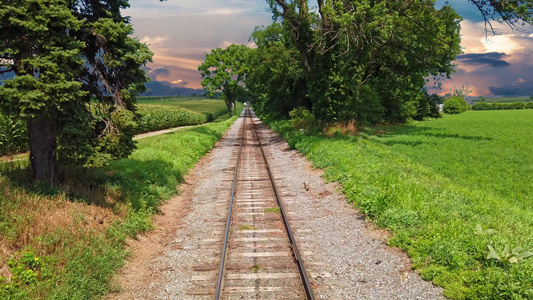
top-left (214, 107), bottom-right (315, 299)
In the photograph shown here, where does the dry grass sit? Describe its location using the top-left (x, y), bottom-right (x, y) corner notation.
top-left (0, 178), bottom-right (119, 281)
top-left (323, 121), bottom-right (361, 136)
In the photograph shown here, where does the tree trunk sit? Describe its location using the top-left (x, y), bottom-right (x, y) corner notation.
top-left (234, 101), bottom-right (237, 116)
top-left (27, 115), bottom-right (57, 183)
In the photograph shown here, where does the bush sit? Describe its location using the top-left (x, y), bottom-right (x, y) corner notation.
top-left (443, 96), bottom-right (470, 114)
top-left (472, 102), bottom-right (492, 110)
top-left (473, 102), bottom-right (533, 111)
top-left (135, 105), bottom-right (207, 134)
top-left (289, 107), bottom-right (315, 131)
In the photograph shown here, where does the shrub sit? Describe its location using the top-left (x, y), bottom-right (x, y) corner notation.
top-left (443, 96), bottom-right (470, 114)
top-left (526, 102), bottom-right (533, 109)
top-left (289, 107), bottom-right (315, 131)
top-left (509, 102), bottom-right (526, 110)
top-left (472, 102), bottom-right (492, 110)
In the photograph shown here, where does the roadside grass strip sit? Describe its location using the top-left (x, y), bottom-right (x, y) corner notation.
top-left (268, 110), bottom-right (533, 299)
top-left (0, 112), bottom-right (240, 298)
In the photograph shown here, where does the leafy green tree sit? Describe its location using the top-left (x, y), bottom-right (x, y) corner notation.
top-left (259, 0), bottom-right (462, 125)
top-left (529, 94), bottom-right (533, 101)
top-left (198, 44), bottom-right (250, 117)
top-left (0, 0), bottom-right (152, 182)
top-left (246, 23), bottom-right (309, 118)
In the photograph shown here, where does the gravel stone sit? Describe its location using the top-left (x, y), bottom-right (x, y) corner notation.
top-left (113, 110), bottom-right (444, 299)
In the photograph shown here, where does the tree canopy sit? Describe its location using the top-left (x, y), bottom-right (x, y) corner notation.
top-left (245, 0), bottom-right (462, 125)
top-left (0, 0), bottom-right (152, 182)
top-left (198, 44), bottom-right (250, 117)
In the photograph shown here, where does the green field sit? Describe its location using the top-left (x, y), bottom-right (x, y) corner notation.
top-left (269, 110), bottom-right (533, 299)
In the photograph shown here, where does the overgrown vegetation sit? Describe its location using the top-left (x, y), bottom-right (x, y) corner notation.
top-left (0, 113), bottom-right (240, 298)
top-left (267, 109), bottom-right (533, 299)
top-left (472, 101), bottom-right (533, 110)
top-left (0, 115), bottom-right (28, 156)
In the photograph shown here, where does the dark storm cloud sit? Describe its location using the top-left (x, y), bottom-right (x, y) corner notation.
top-left (489, 81), bottom-right (533, 96)
top-left (147, 68), bottom-right (170, 79)
top-left (143, 80), bottom-right (204, 96)
top-left (457, 52), bottom-right (510, 68)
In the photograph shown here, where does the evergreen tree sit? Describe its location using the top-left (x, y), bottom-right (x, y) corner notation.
top-left (0, 0), bottom-right (152, 182)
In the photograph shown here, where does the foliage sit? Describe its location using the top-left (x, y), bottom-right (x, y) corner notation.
top-left (198, 44), bottom-right (250, 117)
top-left (443, 96), bottom-right (470, 114)
top-left (0, 115), bottom-right (28, 156)
top-left (266, 109), bottom-right (533, 299)
top-left (473, 101), bottom-right (533, 110)
top-left (134, 105), bottom-right (207, 134)
top-left (247, 0), bottom-right (462, 125)
top-left (0, 0), bottom-right (153, 182)
top-left (288, 107), bottom-right (315, 131)
top-left (0, 112), bottom-right (240, 298)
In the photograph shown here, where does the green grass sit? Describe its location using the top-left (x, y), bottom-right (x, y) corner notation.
top-left (0, 110), bottom-right (241, 298)
top-left (268, 110), bottom-right (533, 299)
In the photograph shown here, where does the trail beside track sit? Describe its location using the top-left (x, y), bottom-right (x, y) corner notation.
top-left (109, 109), bottom-right (443, 299)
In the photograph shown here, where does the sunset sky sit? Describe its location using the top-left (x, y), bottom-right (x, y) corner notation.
top-left (126, 0), bottom-right (533, 97)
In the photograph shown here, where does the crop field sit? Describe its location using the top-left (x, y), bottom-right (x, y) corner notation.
top-left (270, 109), bottom-right (533, 299)
top-left (137, 99), bottom-right (228, 116)
top-left (0, 111), bottom-right (241, 298)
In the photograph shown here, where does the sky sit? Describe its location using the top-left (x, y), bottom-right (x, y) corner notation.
top-left (125, 0), bottom-right (533, 97)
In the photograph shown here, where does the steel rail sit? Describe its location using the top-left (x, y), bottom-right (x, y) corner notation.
top-left (214, 107), bottom-right (249, 300)
top-left (249, 110), bottom-right (316, 300)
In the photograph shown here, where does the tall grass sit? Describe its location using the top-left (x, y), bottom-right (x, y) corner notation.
top-left (0, 115), bottom-right (28, 156)
top-left (268, 110), bottom-right (533, 299)
top-left (0, 111), bottom-right (241, 298)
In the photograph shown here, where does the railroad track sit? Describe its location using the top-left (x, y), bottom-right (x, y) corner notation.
top-left (211, 106), bottom-right (315, 299)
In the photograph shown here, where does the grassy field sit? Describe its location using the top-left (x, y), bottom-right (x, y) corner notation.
top-left (0, 110), bottom-right (241, 298)
top-left (269, 110), bottom-right (533, 299)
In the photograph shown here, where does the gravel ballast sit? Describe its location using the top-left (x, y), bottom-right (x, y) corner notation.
top-left (111, 110), bottom-right (444, 299)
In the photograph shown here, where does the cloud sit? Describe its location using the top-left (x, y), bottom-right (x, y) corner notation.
top-left (144, 80), bottom-right (204, 96)
top-left (147, 68), bottom-right (170, 80)
top-left (457, 52), bottom-right (510, 68)
top-left (489, 81), bottom-right (533, 96)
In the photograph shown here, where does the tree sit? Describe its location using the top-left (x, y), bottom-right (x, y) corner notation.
top-left (0, 0), bottom-right (152, 183)
top-left (530, 94), bottom-right (533, 101)
top-left (198, 44), bottom-right (250, 117)
top-left (258, 0), bottom-right (462, 125)
top-left (468, 0), bottom-right (533, 33)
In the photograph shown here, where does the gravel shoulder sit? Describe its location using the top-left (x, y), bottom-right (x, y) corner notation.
top-left (108, 110), bottom-right (443, 299)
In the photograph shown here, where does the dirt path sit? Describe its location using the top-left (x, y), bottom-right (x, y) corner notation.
top-left (108, 111), bottom-right (443, 299)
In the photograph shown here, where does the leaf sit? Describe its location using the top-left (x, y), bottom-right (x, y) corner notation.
top-left (475, 224), bottom-right (483, 234)
top-left (516, 251), bottom-right (533, 260)
top-left (486, 245), bottom-right (500, 260)
top-left (508, 257), bottom-right (518, 264)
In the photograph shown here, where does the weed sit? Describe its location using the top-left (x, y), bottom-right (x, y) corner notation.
top-left (250, 264), bottom-right (262, 271)
top-left (239, 225), bottom-right (257, 230)
top-left (264, 207), bottom-right (281, 214)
